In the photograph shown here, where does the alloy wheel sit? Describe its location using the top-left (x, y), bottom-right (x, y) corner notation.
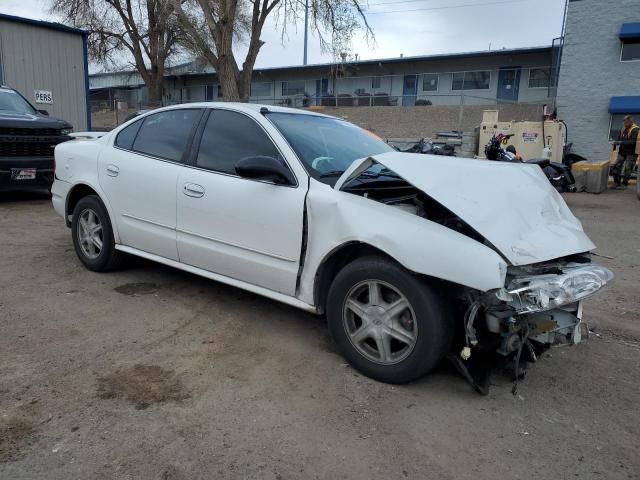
top-left (342, 280), bottom-right (418, 365)
top-left (77, 208), bottom-right (103, 260)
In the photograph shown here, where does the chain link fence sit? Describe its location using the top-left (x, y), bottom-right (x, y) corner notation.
top-left (91, 95), bottom-right (548, 134)
top-left (91, 99), bottom-right (162, 131)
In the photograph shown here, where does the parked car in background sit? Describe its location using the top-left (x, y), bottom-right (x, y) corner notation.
top-left (51, 103), bottom-right (612, 387)
top-left (0, 86), bottom-right (72, 192)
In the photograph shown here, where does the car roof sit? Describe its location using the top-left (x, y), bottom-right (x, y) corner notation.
top-left (157, 102), bottom-right (336, 119)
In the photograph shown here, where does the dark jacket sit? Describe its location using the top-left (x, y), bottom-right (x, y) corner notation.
top-left (618, 124), bottom-right (639, 155)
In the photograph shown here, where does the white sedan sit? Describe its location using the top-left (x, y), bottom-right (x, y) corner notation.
top-left (51, 103), bottom-right (612, 386)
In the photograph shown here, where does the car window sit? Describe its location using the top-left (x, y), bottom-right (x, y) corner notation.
top-left (196, 109), bottom-right (282, 175)
top-left (0, 89), bottom-right (36, 115)
top-left (266, 112), bottom-right (394, 186)
top-left (132, 109), bottom-right (201, 162)
top-left (115, 119), bottom-right (143, 150)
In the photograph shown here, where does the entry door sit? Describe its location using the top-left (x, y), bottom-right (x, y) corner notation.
top-left (497, 67), bottom-right (521, 102)
top-left (205, 85), bottom-right (214, 101)
top-left (176, 109), bottom-right (307, 295)
top-left (315, 78), bottom-right (329, 105)
top-left (99, 108), bottom-right (202, 260)
top-left (402, 74), bottom-right (418, 106)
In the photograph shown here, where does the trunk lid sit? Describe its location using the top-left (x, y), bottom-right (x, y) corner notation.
top-left (335, 152), bottom-right (595, 266)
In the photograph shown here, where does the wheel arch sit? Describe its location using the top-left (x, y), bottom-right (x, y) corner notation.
top-left (66, 184), bottom-right (98, 226)
top-left (65, 184), bottom-right (118, 242)
top-left (313, 239), bottom-right (486, 315)
top-left (314, 242), bottom-right (383, 312)
top-left (313, 241), bottom-right (460, 313)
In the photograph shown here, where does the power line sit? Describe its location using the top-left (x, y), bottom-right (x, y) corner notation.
top-left (363, 0), bottom-right (532, 15)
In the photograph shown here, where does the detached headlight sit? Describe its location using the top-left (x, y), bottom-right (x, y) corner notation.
top-left (61, 128), bottom-right (73, 135)
top-left (499, 265), bottom-right (614, 313)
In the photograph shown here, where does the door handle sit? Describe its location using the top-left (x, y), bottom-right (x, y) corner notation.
top-left (183, 183), bottom-right (205, 198)
top-left (106, 164), bottom-right (119, 177)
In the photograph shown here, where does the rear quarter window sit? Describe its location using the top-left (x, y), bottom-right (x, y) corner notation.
top-left (115, 119), bottom-right (142, 150)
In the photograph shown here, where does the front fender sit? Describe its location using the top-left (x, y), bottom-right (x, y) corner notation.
top-left (297, 181), bottom-right (507, 306)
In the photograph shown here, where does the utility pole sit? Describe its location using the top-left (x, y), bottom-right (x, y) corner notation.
top-left (303, 0), bottom-right (309, 65)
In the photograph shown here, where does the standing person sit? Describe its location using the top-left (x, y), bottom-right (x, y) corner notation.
top-left (611, 115), bottom-right (639, 188)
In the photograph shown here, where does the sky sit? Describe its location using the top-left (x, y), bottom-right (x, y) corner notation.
top-left (1, 0), bottom-right (567, 70)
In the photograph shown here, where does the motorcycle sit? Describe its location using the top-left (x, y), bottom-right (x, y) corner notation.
top-left (484, 134), bottom-right (576, 193)
top-left (393, 138), bottom-right (456, 156)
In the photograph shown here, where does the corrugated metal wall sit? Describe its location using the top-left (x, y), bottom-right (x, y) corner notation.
top-left (0, 19), bottom-right (87, 130)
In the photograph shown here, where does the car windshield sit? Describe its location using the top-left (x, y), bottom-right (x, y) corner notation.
top-left (266, 112), bottom-right (395, 186)
top-left (0, 89), bottom-right (36, 115)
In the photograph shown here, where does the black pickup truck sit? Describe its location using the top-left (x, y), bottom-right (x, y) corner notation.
top-left (0, 86), bottom-right (73, 192)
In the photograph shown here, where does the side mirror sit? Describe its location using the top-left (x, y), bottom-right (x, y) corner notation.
top-left (235, 156), bottom-right (295, 185)
top-left (37, 109), bottom-right (49, 116)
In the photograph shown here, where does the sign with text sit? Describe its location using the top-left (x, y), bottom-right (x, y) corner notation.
top-left (34, 90), bottom-right (53, 104)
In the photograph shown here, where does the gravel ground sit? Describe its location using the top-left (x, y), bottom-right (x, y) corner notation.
top-left (0, 188), bottom-right (638, 480)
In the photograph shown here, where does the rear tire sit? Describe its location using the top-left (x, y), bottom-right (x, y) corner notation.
top-left (327, 256), bottom-right (452, 384)
top-left (71, 195), bottom-right (122, 271)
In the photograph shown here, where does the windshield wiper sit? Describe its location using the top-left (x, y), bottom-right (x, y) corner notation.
top-left (323, 172), bottom-right (384, 180)
top-left (320, 169), bottom-right (399, 179)
top-left (378, 168), bottom-right (400, 177)
top-left (319, 170), bottom-right (346, 178)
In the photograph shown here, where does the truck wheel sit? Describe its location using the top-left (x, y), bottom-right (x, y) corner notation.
top-left (71, 195), bottom-right (122, 272)
top-left (326, 256), bottom-right (452, 384)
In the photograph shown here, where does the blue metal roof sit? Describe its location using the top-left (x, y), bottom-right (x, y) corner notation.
top-left (0, 13), bottom-right (86, 36)
top-left (608, 96), bottom-right (640, 114)
top-left (619, 23), bottom-right (640, 39)
top-left (251, 46), bottom-right (553, 73)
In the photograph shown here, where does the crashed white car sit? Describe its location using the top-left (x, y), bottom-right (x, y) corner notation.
top-left (51, 104), bottom-right (613, 386)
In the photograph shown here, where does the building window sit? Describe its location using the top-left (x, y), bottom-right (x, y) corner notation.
top-left (621, 39), bottom-right (640, 61)
top-left (281, 80), bottom-right (306, 96)
top-left (451, 71), bottom-right (491, 90)
top-left (371, 76), bottom-right (381, 89)
top-left (251, 82), bottom-right (271, 97)
top-left (528, 68), bottom-right (550, 88)
top-left (422, 74), bottom-right (438, 91)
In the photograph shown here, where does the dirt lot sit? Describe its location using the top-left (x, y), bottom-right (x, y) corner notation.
top-left (1, 188), bottom-right (639, 480)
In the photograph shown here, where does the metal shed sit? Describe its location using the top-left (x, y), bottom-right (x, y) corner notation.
top-left (0, 13), bottom-right (90, 130)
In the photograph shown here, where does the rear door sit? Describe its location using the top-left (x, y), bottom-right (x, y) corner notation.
top-left (98, 108), bottom-right (203, 260)
top-left (176, 108), bottom-right (307, 295)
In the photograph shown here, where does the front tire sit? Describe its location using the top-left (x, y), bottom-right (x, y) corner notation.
top-left (71, 195), bottom-right (122, 271)
top-left (327, 256), bottom-right (452, 384)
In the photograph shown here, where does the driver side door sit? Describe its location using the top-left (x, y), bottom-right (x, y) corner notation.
top-left (176, 108), bottom-right (307, 296)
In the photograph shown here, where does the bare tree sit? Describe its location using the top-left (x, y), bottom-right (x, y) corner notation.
top-left (172, 0), bottom-right (372, 101)
top-left (50, 0), bottom-right (182, 103)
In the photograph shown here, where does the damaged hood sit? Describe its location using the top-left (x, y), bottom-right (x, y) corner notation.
top-left (335, 152), bottom-right (595, 266)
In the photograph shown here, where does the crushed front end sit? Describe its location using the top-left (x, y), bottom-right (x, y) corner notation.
top-left (454, 254), bottom-right (614, 395)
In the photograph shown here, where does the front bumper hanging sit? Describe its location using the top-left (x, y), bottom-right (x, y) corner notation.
top-left (455, 263), bottom-right (613, 395)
